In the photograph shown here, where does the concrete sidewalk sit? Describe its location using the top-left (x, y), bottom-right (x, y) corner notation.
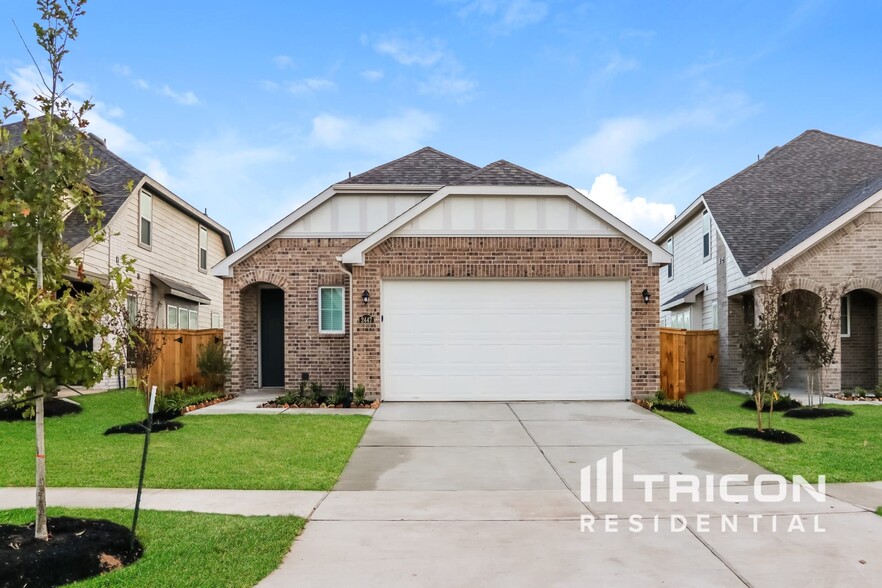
top-left (0, 487), bottom-right (326, 518)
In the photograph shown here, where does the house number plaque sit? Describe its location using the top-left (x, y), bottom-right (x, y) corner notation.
top-left (357, 314), bottom-right (375, 324)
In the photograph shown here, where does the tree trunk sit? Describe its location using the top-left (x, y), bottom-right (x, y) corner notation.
top-left (34, 235), bottom-right (48, 540)
top-left (755, 391), bottom-right (764, 432)
top-left (35, 381), bottom-right (48, 540)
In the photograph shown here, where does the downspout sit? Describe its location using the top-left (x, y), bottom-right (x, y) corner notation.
top-left (337, 258), bottom-right (354, 391)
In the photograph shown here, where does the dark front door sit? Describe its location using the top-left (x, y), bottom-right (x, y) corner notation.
top-left (260, 288), bottom-right (285, 387)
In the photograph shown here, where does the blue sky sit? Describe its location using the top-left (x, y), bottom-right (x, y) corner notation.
top-left (2, 0), bottom-right (881, 243)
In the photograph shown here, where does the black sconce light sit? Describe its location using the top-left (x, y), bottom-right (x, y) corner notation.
top-left (362, 290), bottom-right (370, 305)
top-left (642, 289), bottom-right (651, 304)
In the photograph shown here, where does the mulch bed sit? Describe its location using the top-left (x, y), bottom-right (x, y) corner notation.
top-left (0, 516), bottom-right (142, 588)
top-left (104, 419), bottom-right (184, 436)
top-left (740, 396), bottom-right (802, 412)
top-left (0, 398), bottom-right (82, 422)
top-left (725, 427), bottom-right (803, 444)
top-left (179, 394), bottom-right (238, 414)
top-left (259, 401), bottom-right (379, 410)
top-left (784, 407), bottom-right (854, 419)
top-left (651, 402), bottom-right (695, 414)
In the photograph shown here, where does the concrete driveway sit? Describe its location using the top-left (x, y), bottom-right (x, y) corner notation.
top-left (260, 401), bottom-right (882, 587)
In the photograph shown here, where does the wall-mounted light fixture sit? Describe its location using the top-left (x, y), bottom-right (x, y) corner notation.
top-left (362, 290), bottom-right (371, 305)
top-left (642, 289), bottom-right (651, 304)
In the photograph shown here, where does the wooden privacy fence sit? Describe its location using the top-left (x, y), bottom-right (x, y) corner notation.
top-left (146, 329), bottom-right (223, 392)
top-left (659, 328), bottom-right (719, 400)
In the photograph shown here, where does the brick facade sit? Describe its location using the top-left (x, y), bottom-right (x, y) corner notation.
top-left (776, 211), bottom-right (882, 393)
top-left (224, 238), bottom-right (360, 392)
top-left (351, 236), bottom-right (661, 399)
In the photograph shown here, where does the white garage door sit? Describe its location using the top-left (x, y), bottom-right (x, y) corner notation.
top-left (382, 280), bottom-right (630, 401)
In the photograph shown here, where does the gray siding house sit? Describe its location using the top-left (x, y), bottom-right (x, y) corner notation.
top-left (656, 130), bottom-right (882, 394)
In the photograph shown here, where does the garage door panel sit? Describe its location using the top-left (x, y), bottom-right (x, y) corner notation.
top-left (382, 280), bottom-right (630, 401)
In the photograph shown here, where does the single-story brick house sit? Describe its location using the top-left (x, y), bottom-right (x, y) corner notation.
top-left (214, 148), bottom-right (671, 401)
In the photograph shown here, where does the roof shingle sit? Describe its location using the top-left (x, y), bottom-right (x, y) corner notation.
top-left (339, 146), bottom-right (479, 185)
top-left (702, 130), bottom-right (882, 275)
top-left (450, 160), bottom-right (567, 186)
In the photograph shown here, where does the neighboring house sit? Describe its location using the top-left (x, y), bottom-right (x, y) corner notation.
top-left (214, 148), bottom-right (671, 401)
top-left (655, 130), bottom-right (882, 394)
top-left (2, 119), bottom-right (235, 388)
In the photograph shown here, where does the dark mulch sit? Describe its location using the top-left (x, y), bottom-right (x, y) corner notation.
top-left (652, 402), bottom-right (696, 414)
top-left (725, 427), bottom-right (803, 444)
top-left (783, 407), bottom-right (854, 419)
top-left (0, 399), bottom-right (82, 422)
top-left (104, 419), bottom-right (184, 436)
top-left (0, 516), bottom-right (142, 588)
top-left (740, 396), bottom-right (802, 412)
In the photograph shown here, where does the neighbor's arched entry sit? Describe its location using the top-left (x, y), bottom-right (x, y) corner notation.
top-left (840, 288), bottom-right (879, 392)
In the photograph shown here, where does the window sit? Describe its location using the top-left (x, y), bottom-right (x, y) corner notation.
top-left (211, 312), bottom-right (220, 329)
top-left (167, 304), bottom-right (178, 329)
top-left (189, 309), bottom-right (198, 330)
top-left (179, 307), bottom-right (189, 330)
top-left (711, 300), bottom-right (718, 330)
top-left (671, 309), bottom-right (691, 330)
top-left (139, 191), bottom-right (152, 247)
top-left (702, 210), bottom-right (711, 259)
top-left (126, 294), bottom-right (138, 325)
top-left (319, 287), bottom-right (345, 334)
top-left (198, 226), bottom-right (208, 271)
top-left (841, 295), bottom-right (850, 337)
top-left (666, 237), bottom-right (674, 279)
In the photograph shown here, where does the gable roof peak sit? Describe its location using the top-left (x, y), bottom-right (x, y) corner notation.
top-left (338, 146), bottom-right (479, 186)
top-left (451, 159), bottom-right (567, 187)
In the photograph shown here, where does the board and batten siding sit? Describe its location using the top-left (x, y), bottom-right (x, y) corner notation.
top-left (78, 190), bottom-right (226, 330)
top-left (395, 195), bottom-right (618, 236)
top-left (278, 193), bottom-right (428, 237)
top-left (658, 207), bottom-right (718, 330)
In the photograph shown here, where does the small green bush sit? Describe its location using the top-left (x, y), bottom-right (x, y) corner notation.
top-left (197, 340), bottom-right (232, 391)
top-left (328, 383), bottom-right (353, 407)
top-left (353, 383), bottom-right (366, 406)
top-left (155, 386), bottom-right (223, 418)
top-left (855, 387), bottom-right (868, 399)
top-left (843, 390), bottom-right (854, 398)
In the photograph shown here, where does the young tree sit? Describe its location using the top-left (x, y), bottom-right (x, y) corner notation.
top-left (740, 275), bottom-right (793, 431)
top-left (790, 286), bottom-right (841, 407)
top-left (0, 0), bottom-right (132, 540)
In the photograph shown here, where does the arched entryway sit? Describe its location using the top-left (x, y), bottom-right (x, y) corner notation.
top-left (237, 281), bottom-right (286, 390)
top-left (781, 288), bottom-right (822, 391)
top-left (840, 288), bottom-right (879, 392)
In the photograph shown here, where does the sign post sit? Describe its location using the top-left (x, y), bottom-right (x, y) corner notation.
top-left (130, 385), bottom-right (156, 550)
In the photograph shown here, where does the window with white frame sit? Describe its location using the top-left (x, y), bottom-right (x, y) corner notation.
top-left (702, 210), bottom-right (711, 259)
top-left (671, 309), bottom-right (691, 330)
top-left (189, 309), bottom-right (198, 330)
top-left (711, 300), bottom-right (718, 329)
top-left (211, 312), bottom-right (220, 328)
top-left (666, 237), bottom-right (674, 279)
top-left (167, 304), bottom-right (178, 328)
top-left (198, 226), bottom-right (208, 271)
top-left (319, 287), bottom-right (345, 334)
top-left (139, 191), bottom-right (153, 247)
top-left (126, 294), bottom-right (138, 325)
top-left (178, 307), bottom-right (189, 330)
top-left (841, 295), bottom-right (850, 337)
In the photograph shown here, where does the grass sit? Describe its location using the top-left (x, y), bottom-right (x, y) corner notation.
top-left (0, 507), bottom-right (303, 587)
top-left (660, 390), bottom-right (882, 483)
top-left (0, 390), bottom-right (370, 490)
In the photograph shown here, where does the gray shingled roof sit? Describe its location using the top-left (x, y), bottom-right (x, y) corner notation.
top-left (2, 118), bottom-right (143, 247)
top-left (451, 160), bottom-right (567, 186)
top-left (703, 130), bottom-right (882, 275)
top-left (340, 146), bottom-right (479, 185)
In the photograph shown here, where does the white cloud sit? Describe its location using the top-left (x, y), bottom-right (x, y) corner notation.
top-left (285, 78), bottom-right (336, 95)
top-left (159, 85), bottom-right (200, 106)
top-left (360, 69), bottom-right (384, 82)
top-left (418, 75), bottom-right (477, 100)
top-left (453, 0), bottom-right (548, 33)
top-left (310, 109), bottom-right (439, 154)
top-left (550, 91), bottom-right (758, 178)
top-left (272, 55), bottom-right (294, 69)
top-left (578, 174), bottom-right (676, 238)
top-left (373, 35), bottom-right (447, 67)
top-left (604, 53), bottom-right (639, 74)
top-left (112, 64), bottom-right (200, 106)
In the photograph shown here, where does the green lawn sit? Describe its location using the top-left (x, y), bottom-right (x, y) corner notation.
top-left (0, 507), bottom-right (303, 587)
top-left (660, 390), bottom-right (882, 483)
top-left (0, 390), bottom-right (370, 490)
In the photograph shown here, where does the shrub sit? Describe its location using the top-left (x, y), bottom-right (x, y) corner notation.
top-left (855, 387), bottom-right (868, 399)
top-left (874, 385), bottom-right (882, 399)
top-left (843, 390), bottom-right (854, 398)
top-left (328, 383), bottom-right (353, 407)
top-left (154, 386), bottom-right (223, 419)
top-left (197, 340), bottom-right (232, 391)
top-left (353, 383), bottom-right (366, 406)
top-left (651, 399), bottom-right (695, 414)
